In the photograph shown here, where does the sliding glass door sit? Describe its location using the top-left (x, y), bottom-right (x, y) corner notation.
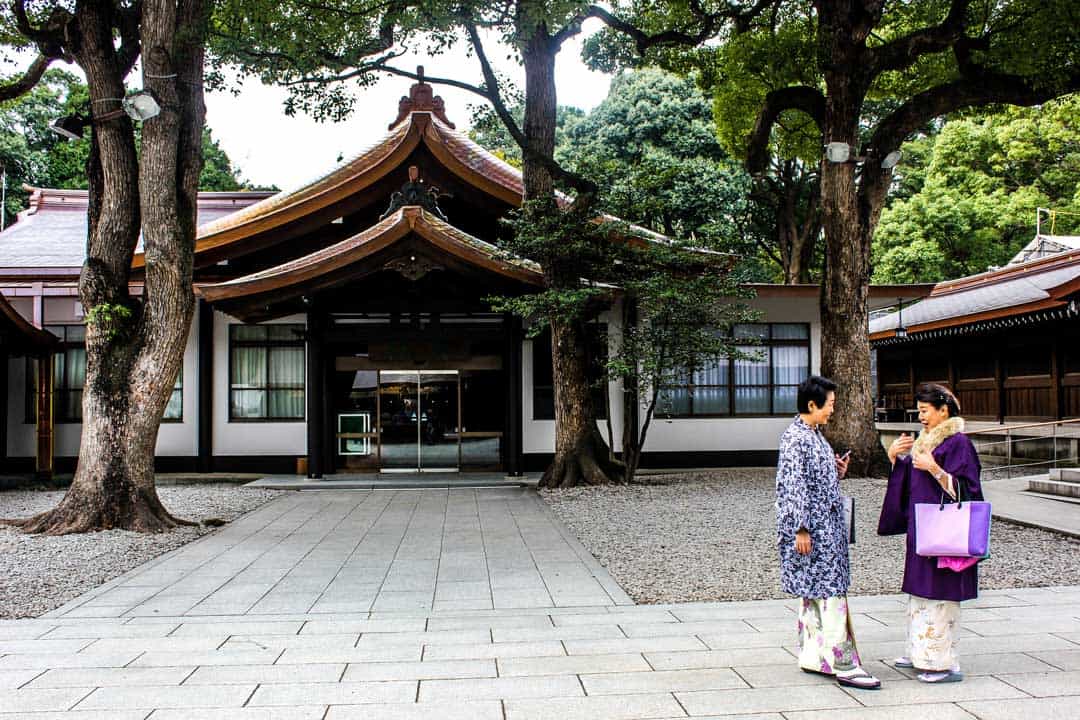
top-left (378, 370), bottom-right (460, 471)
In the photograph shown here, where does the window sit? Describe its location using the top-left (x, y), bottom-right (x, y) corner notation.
top-left (659, 323), bottom-right (810, 417)
top-left (163, 368), bottom-right (183, 422)
top-left (27, 325), bottom-right (186, 424)
top-left (532, 324), bottom-right (608, 420)
top-left (26, 325), bottom-right (86, 423)
top-left (229, 324), bottom-right (305, 421)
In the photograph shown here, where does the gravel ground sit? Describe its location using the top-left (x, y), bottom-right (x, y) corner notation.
top-left (540, 468), bottom-right (1080, 604)
top-left (0, 485), bottom-right (285, 619)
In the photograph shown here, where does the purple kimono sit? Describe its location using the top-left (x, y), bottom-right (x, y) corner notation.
top-left (878, 432), bottom-right (983, 601)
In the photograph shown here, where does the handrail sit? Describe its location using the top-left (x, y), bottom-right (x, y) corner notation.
top-left (969, 418), bottom-right (1080, 434)
top-left (967, 417), bottom-right (1080, 480)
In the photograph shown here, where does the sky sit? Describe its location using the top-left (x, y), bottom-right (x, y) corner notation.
top-left (203, 23), bottom-right (615, 190)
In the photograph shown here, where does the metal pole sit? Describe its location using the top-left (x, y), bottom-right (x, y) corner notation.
top-left (1, 166), bottom-right (6, 232)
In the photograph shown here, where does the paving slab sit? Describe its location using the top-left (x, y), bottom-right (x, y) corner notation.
top-left (4, 488), bottom-right (1080, 719)
top-left (958, 696), bottom-right (1080, 720)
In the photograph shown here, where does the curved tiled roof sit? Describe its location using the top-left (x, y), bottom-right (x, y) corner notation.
top-left (198, 206), bottom-right (543, 304)
top-left (869, 248), bottom-right (1080, 339)
top-left (0, 188), bottom-right (272, 275)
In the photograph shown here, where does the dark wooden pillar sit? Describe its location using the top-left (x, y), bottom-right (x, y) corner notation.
top-left (994, 345), bottom-right (1005, 424)
top-left (1051, 336), bottom-right (1062, 420)
top-left (306, 309), bottom-right (325, 479)
top-left (0, 350), bottom-right (8, 466)
top-left (35, 353), bottom-right (53, 480)
top-left (197, 299), bottom-right (214, 472)
top-left (505, 314), bottom-right (523, 477)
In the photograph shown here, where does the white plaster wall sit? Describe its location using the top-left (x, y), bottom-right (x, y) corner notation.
top-left (640, 295), bottom-right (821, 453)
top-left (155, 313), bottom-right (198, 456)
top-left (212, 311), bottom-right (307, 457)
top-left (5, 323), bottom-right (199, 458)
top-left (522, 306), bottom-right (624, 455)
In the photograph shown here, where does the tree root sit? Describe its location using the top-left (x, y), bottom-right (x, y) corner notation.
top-left (539, 429), bottom-right (626, 488)
top-left (2, 491), bottom-right (196, 535)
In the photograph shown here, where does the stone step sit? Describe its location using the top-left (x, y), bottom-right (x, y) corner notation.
top-left (1028, 478), bottom-right (1080, 499)
top-left (1049, 467), bottom-right (1080, 483)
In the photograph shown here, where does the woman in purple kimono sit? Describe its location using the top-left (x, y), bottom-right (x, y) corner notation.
top-left (878, 383), bottom-right (982, 683)
top-left (776, 376), bottom-right (880, 690)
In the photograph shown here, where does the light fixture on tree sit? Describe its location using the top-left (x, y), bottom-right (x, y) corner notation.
top-left (48, 92), bottom-right (161, 141)
top-left (48, 114), bottom-right (88, 140)
top-left (881, 150), bottom-right (903, 169)
top-left (824, 142), bottom-right (855, 163)
top-left (895, 297), bottom-right (908, 339)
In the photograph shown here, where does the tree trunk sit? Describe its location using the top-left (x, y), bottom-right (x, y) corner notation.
top-left (816, 18), bottom-right (890, 477)
top-left (13, 0), bottom-right (208, 534)
top-left (515, 9), bottom-right (619, 488)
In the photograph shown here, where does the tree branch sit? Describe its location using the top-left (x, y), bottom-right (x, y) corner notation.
top-left (871, 69), bottom-right (1080, 159)
top-left (870, 0), bottom-right (971, 74)
top-left (583, 0), bottom-right (777, 54)
top-left (462, 19), bottom-right (596, 197)
top-left (116, 0), bottom-right (143, 79)
top-left (0, 54), bottom-right (54, 101)
top-left (746, 86), bottom-right (825, 174)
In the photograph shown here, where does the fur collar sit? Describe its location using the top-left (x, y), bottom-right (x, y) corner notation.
top-left (911, 416), bottom-right (965, 456)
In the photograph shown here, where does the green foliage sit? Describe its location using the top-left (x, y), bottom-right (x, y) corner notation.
top-left (873, 97), bottom-right (1080, 282)
top-left (557, 69), bottom-right (753, 256)
top-left (85, 302), bottom-right (134, 342)
top-left (469, 103), bottom-right (585, 168)
top-left (0, 70), bottom-right (253, 226)
top-left (0, 70), bottom-right (90, 224)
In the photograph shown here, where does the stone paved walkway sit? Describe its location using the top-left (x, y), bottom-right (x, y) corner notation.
top-left (1, 488), bottom-right (1079, 718)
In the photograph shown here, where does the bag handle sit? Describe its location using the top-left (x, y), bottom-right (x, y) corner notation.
top-left (938, 467), bottom-right (966, 510)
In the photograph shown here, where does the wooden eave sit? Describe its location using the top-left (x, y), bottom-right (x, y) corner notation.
top-left (0, 294), bottom-right (58, 354)
top-left (197, 206), bottom-right (543, 307)
top-left (133, 112), bottom-right (534, 270)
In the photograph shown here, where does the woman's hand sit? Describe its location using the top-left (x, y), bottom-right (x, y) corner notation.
top-left (888, 433), bottom-right (914, 466)
top-left (835, 452), bottom-right (850, 479)
top-left (795, 529), bottom-right (812, 555)
top-left (911, 449), bottom-right (939, 474)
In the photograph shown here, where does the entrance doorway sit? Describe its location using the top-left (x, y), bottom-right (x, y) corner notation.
top-left (379, 370), bottom-right (459, 472)
top-left (334, 364), bottom-right (506, 473)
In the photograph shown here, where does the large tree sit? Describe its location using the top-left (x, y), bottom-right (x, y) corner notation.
top-left (873, 97), bottom-right (1080, 283)
top-left (591, 0), bottom-right (1080, 475)
top-left (0, 0), bottom-right (211, 533)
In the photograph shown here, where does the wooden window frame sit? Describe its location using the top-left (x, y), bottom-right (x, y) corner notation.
top-left (228, 324), bottom-right (306, 423)
top-left (658, 323), bottom-right (812, 419)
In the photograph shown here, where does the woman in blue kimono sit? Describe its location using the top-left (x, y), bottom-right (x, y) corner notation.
top-left (879, 383), bottom-right (983, 683)
top-left (776, 375), bottom-right (880, 690)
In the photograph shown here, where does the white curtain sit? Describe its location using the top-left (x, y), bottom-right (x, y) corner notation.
top-left (771, 346), bottom-right (809, 414)
top-left (231, 346), bottom-right (266, 418)
top-left (269, 346), bottom-right (305, 418)
top-left (734, 345), bottom-right (769, 414)
top-left (164, 369), bottom-right (182, 420)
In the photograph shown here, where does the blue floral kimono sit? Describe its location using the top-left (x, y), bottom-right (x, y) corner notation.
top-left (775, 416), bottom-right (850, 599)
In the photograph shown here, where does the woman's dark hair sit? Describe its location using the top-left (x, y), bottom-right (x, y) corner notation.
top-left (915, 383), bottom-right (961, 418)
top-left (797, 375), bottom-right (838, 413)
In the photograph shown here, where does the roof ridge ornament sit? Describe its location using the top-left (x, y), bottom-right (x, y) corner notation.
top-left (389, 66), bottom-right (456, 129)
top-left (381, 165), bottom-right (450, 220)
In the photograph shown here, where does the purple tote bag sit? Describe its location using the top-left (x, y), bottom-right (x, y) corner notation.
top-left (915, 491), bottom-right (991, 558)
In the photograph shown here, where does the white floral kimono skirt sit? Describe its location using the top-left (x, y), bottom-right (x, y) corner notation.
top-left (797, 596), bottom-right (861, 673)
top-left (907, 594), bottom-right (961, 671)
